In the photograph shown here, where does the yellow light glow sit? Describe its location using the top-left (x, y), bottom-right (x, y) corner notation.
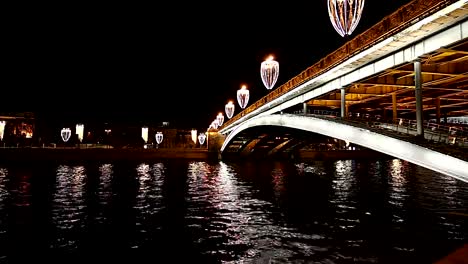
top-left (76, 124), bottom-right (84, 143)
top-left (0, 121), bottom-right (5, 141)
top-left (141, 127), bottom-right (148, 143)
top-left (191, 129), bottom-right (197, 144)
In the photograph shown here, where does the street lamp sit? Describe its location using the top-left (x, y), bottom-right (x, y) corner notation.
top-left (191, 129), bottom-right (197, 144)
top-left (209, 119), bottom-right (219, 130)
top-left (327, 0), bottom-right (365, 37)
top-left (61, 128), bottom-right (71, 143)
top-left (142, 126), bottom-right (148, 144)
top-left (260, 55), bottom-right (279, 90)
top-left (225, 101), bottom-right (235, 119)
top-left (0, 121), bottom-right (5, 141)
top-left (198, 132), bottom-right (206, 145)
top-left (155, 132), bottom-right (163, 145)
top-left (216, 112), bottom-right (224, 127)
top-left (76, 123), bottom-right (84, 143)
top-left (237, 85), bottom-right (249, 109)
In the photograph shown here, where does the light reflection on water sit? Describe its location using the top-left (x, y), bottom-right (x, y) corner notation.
top-left (0, 159), bottom-right (466, 263)
top-left (51, 165), bottom-right (87, 250)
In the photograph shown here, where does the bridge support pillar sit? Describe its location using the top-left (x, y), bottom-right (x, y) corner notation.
top-left (392, 93), bottom-right (397, 123)
top-left (414, 59), bottom-right (424, 137)
top-left (207, 130), bottom-right (225, 159)
top-left (303, 102), bottom-right (308, 114)
top-left (340, 88), bottom-right (346, 118)
top-left (435, 97), bottom-right (441, 124)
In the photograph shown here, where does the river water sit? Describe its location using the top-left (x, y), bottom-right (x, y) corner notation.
top-left (0, 158), bottom-right (466, 263)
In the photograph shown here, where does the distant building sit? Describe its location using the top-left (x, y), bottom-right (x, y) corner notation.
top-left (0, 112), bottom-right (35, 146)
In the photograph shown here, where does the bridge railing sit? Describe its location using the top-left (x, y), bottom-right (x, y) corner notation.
top-left (297, 110), bottom-right (468, 150)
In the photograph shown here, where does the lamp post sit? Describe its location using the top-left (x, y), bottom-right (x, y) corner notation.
top-left (142, 126), bottom-right (148, 144)
top-left (0, 121), bottom-right (5, 143)
top-left (155, 132), bottom-right (163, 148)
top-left (260, 55), bottom-right (279, 90)
top-left (327, 0), bottom-right (365, 37)
top-left (209, 119), bottom-right (219, 130)
top-left (225, 101), bottom-right (235, 119)
top-left (191, 129), bottom-right (197, 145)
top-left (61, 128), bottom-right (71, 143)
top-left (237, 85), bottom-right (249, 109)
top-left (198, 132), bottom-right (206, 146)
top-left (216, 112), bottom-right (224, 127)
top-left (76, 123), bottom-right (84, 144)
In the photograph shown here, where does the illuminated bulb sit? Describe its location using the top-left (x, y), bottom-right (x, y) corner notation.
top-left (76, 123), bottom-right (84, 143)
top-left (237, 85), bottom-right (250, 109)
top-left (198, 133), bottom-right (206, 145)
top-left (142, 127), bottom-right (148, 143)
top-left (216, 112), bottom-right (224, 127)
top-left (225, 101), bottom-right (235, 119)
top-left (191, 129), bottom-right (197, 144)
top-left (0, 121), bottom-right (5, 141)
top-left (327, 0), bottom-right (365, 37)
top-left (210, 119), bottom-right (219, 129)
top-left (61, 128), bottom-right (71, 142)
top-left (155, 132), bottom-right (163, 144)
top-left (260, 55), bottom-right (279, 90)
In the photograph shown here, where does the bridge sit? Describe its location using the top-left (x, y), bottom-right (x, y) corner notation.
top-left (212, 0), bottom-right (468, 183)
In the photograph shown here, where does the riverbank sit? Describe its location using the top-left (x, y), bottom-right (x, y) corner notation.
top-left (0, 147), bottom-right (214, 162)
top-left (0, 147), bottom-right (390, 163)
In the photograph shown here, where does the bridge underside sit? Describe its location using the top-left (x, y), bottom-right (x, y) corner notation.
top-left (222, 125), bottom-right (336, 159)
top-left (301, 39), bottom-right (468, 121)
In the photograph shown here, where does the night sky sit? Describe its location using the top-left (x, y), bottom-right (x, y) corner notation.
top-left (5, 0), bottom-right (413, 129)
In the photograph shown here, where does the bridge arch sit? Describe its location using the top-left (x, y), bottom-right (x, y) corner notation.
top-left (221, 114), bottom-right (468, 183)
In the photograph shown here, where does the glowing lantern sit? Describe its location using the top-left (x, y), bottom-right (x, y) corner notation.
top-left (328, 0), bottom-right (365, 37)
top-left (198, 132), bottom-right (206, 145)
top-left (61, 128), bottom-right (71, 142)
top-left (216, 112), bottom-right (224, 127)
top-left (76, 123), bottom-right (84, 143)
top-left (225, 101), bottom-right (235, 119)
top-left (260, 55), bottom-right (279, 90)
top-left (0, 121), bottom-right (5, 141)
top-left (209, 119), bottom-right (219, 130)
top-left (237, 85), bottom-right (249, 109)
top-left (155, 132), bottom-right (163, 144)
top-left (191, 129), bottom-right (197, 144)
top-left (141, 127), bottom-right (149, 143)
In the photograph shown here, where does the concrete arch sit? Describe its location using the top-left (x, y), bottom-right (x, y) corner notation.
top-left (221, 114), bottom-right (468, 183)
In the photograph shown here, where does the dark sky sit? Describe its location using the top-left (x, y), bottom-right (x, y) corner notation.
top-left (5, 0), bottom-right (413, 129)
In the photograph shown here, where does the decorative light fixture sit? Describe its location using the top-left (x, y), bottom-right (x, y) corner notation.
top-left (198, 132), bottom-right (206, 145)
top-left (61, 128), bottom-right (71, 142)
top-left (142, 127), bottom-right (149, 143)
top-left (216, 112), bottom-right (224, 127)
top-left (225, 101), bottom-right (235, 119)
top-left (327, 0), bottom-right (365, 37)
top-left (191, 129), bottom-right (197, 144)
top-left (209, 119), bottom-right (219, 130)
top-left (260, 55), bottom-right (279, 90)
top-left (155, 132), bottom-right (163, 144)
top-left (76, 124), bottom-right (84, 143)
top-left (237, 85), bottom-right (250, 109)
top-left (0, 121), bottom-right (5, 141)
